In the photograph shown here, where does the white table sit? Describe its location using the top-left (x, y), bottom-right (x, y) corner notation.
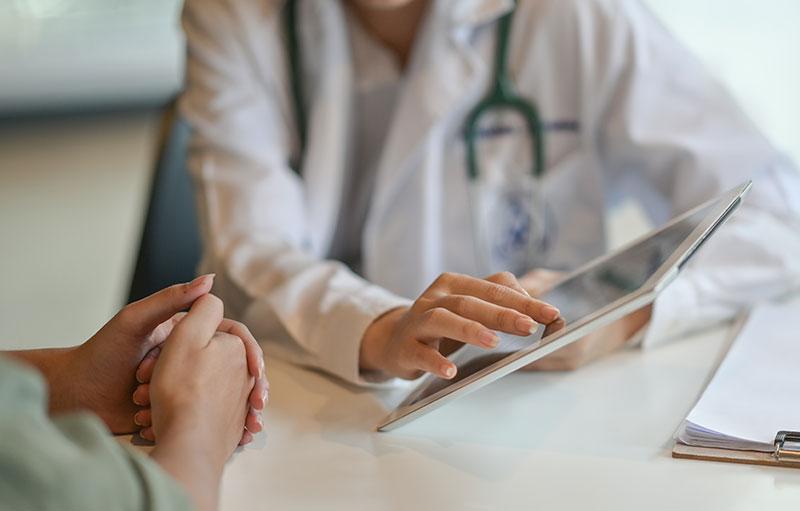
top-left (212, 322), bottom-right (800, 510)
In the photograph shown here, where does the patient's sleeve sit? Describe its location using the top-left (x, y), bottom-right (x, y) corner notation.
top-left (0, 355), bottom-right (190, 511)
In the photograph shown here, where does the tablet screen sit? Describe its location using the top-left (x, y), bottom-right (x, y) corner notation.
top-left (543, 201), bottom-right (714, 323)
top-left (405, 199), bottom-right (719, 405)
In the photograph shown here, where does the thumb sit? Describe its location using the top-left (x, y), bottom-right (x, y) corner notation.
top-left (165, 293), bottom-right (225, 350)
top-left (117, 274), bottom-right (215, 336)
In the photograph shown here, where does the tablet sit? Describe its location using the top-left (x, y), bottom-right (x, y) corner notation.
top-left (377, 181), bottom-right (751, 431)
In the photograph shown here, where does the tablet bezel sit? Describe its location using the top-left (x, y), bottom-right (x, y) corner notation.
top-left (377, 181), bottom-right (751, 432)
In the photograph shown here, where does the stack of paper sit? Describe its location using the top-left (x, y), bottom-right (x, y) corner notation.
top-left (675, 302), bottom-right (800, 452)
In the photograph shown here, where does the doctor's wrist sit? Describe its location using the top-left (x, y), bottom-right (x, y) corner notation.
top-left (359, 306), bottom-right (408, 375)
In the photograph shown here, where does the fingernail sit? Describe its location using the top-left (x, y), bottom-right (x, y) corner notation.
top-left (258, 357), bottom-right (265, 380)
top-left (132, 387), bottom-right (145, 406)
top-left (139, 430), bottom-right (149, 441)
top-left (256, 413), bottom-right (263, 428)
top-left (135, 369), bottom-right (144, 384)
top-left (186, 273), bottom-right (215, 291)
top-left (523, 289), bottom-right (531, 297)
top-left (443, 365), bottom-right (456, 379)
top-left (479, 330), bottom-right (499, 348)
top-left (543, 306), bottom-right (560, 321)
top-left (515, 316), bottom-right (538, 335)
top-left (133, 411), bottom-right (143, 426)
top-left (262, 388), bottom-right (269, 406)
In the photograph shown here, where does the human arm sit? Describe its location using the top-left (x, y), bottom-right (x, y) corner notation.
top-left (148, 294), bottom-right (254, 511)
top-left (0, 292), bottom-right (254, 511)
top-left (5, 275), bottom-right (267, 444)
top-left (360, 271), bottom-right (562, 380)
top-left (180, 0), bottom-right (410, 385)
top-left (0, 355), bottom-right (192, 511)
top-left (585, 0), bottom-right (800, 346)
top-left (4, 275), bottom-right (218, 432)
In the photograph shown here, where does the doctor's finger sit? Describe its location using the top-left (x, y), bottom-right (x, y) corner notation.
top-left (436, 295), bottom-right (538, 337)
top-left (408, 341), bottom-right (457, 380)
top-left (483, 271), bottom-right (529, 296)
top-left (449, 276), bottom-right (561, 324)
top-left (417, 306), bottom-right (499, 348)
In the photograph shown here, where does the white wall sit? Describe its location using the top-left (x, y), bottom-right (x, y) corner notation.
top-left (645, 0), bottom-right (800, 165)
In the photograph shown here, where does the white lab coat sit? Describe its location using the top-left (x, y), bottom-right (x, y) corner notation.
top-left (180, 0), bottom-right (800, 385)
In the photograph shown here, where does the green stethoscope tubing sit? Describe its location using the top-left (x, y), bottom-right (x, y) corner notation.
top-left (284, 0), bottom-right (544, 181)
top-left (464, 7), bottom-right (545, 181)
top-left (286, 0), bottom-right (307, 168)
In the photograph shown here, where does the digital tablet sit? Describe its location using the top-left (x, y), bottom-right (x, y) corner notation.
top-left (377, 181), bottom-right (752, 431)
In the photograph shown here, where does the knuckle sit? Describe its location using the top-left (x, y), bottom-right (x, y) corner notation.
top-left (438, 272), bottom-right (456, 285)
top-left (486, 271), bottom-right (515, 284)
top-left (461, 320), bottom-right (479, 340)
top-left (447, 295), bottom-right (469, 313)
top-left (527, 300), bottom-right (547, 319)
top-left (423, 307), bottom-right (447, 324)
top-left (498, 271), bottom-right (516, 283)
top-left (486, 284), bottom-right (509, 303)
top-left (435, 272), bottom-right (465, 287)
top-left (433, 273), bottom-right (450, 286)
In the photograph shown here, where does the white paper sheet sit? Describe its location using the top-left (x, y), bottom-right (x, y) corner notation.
top-left (677, 302), bottom-right (800, 451)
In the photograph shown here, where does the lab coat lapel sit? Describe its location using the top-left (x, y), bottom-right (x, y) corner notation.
top-left (302, 0), bottom-right (353, 257)
top-left (364, 0), bottom-right (513, 297)
top-left (369, 0), bottom-right (513, 203)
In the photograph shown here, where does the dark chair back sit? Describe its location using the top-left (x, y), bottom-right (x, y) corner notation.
top-left (128, 113), bottom-right (201, 303)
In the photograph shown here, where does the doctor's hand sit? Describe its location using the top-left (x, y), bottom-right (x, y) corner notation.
top-left (518, 268), bottom-right (652, 371)
top-left (359, 272), bottom-right (562, 380)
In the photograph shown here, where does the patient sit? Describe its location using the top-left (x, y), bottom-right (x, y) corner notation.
top-left (0, 275), bottom-right (269, 511)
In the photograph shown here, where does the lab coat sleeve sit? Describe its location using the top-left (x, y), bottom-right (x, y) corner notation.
top-left (0, 356), bottom-right (191, 511)
top-left (179, 0), bottom-right (410, 385)
top-left (587, 0), bottom-right (800, 347)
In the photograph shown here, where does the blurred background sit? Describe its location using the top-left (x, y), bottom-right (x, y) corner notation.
top-left (0, 0), bottom-right (798, 350)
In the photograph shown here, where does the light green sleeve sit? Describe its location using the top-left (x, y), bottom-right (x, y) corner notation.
top-left (0, 356), bottom-right (192, 511)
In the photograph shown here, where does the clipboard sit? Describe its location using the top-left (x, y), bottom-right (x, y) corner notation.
top-left (673, 431), bottom-right (800, 469)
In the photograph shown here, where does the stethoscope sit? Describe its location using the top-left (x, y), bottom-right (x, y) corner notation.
top-left (284, 0), bottom-right (549, 275)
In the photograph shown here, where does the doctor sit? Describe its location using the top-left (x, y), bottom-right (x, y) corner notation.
top-left (179, 0), bottom-right (800, 384)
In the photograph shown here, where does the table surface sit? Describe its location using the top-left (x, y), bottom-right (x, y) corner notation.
top-left (182, 320), bottom-right (800, 511)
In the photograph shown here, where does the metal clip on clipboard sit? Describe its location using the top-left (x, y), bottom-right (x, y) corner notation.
top-left (773, 431), bottom-right (800, 463)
